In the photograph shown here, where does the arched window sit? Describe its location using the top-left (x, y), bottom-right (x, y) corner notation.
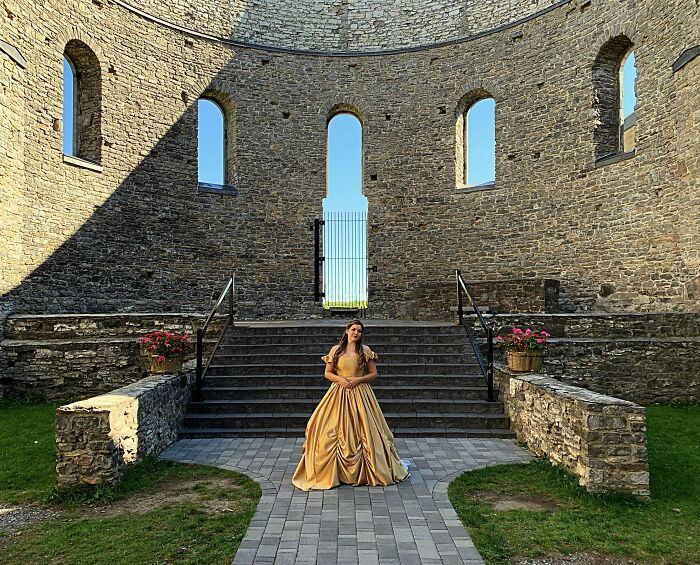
top-left (620, 50), bottom-right (637, 153)
top-left (63, 40), bottom-right (102, 164)
top-left (593, 35), bottom-right (635, 161)
top-left (198, 98), bottom-right (225, 185)
top-left (62, 57), bottom-right (76, 156)
top-left (455, 93), bottom-right (495, 188)
top-left (197, 92), bottom-right (236, 190)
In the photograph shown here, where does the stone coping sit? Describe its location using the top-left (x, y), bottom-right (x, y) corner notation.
top-left (495, 363), bottom-right (640, 407)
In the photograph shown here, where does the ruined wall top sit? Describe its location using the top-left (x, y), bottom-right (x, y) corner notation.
top-left (119, 0), bottom-right (564, 52)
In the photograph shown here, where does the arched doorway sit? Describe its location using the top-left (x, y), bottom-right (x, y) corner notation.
top-left (320, 112), bottom-right (368, 315)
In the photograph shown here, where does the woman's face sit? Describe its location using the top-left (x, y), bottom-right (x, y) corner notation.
top-left (346, 324), bottom-right (363, 343)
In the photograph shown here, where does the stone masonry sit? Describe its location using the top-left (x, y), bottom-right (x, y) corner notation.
top-left (495, 365), bottom-right (650, 497)
top-left (1, 313), bottom-right (225, 400)
top-left (55, 362), bottom-right (195, 487)
top-left (481, 312), bottom-right (700, 405)
top-left (0, 0), bottom-right (697, 320)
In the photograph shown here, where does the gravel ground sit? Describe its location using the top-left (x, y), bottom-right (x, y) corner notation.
top-left (0, 503), bottom-right (61, 547)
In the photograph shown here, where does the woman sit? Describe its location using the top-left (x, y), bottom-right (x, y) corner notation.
top-left (292, 320), bottom-right (409, 491)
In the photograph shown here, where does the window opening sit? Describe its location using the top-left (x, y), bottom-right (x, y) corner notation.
top-left (197, 98), bottom-right (226, 185)
top-left (323, 113), bottom-right (368, 313)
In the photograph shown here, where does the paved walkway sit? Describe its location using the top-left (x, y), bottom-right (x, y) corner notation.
top-left (161, 437), bottom-right (531, 564)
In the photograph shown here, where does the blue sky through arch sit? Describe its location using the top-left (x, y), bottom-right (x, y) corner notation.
top-left (467, 98), bottom-right (496, 186)
top-left (62, 58), bottom-right (75, 155)
top-left (198, 98), bottom-right (225, 185)
top-left (324, 113), bottom-right (367, 213)
top-left (622, 51), bottom-right (637, 118)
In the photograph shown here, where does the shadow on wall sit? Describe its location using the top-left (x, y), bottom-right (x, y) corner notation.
top-left (2, 56), bottom-right (315, 317)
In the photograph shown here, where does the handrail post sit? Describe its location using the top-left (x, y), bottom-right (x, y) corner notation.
top-left (195, 328), bottom-right (204, 401)
top-left (486, 325), bottom-right (495, 402)
top-left (456, 270), bottom-right (463, 325)
top-left (228, 273), bottom-right (235, 324)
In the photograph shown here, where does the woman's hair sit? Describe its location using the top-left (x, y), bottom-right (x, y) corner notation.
top-left (331, 319), bottom-right (367, 374)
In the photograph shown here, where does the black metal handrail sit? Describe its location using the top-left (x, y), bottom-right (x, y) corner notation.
top-left (195, 273), bottom-right (235, 400)
top-left (456, 270), bottom-right (495, 402)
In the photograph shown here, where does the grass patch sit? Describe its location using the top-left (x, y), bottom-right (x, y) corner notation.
top-left (0, 400), bottom-right (59, 504)
top-left (448, 405), bottom-right (700, 564)
top-left (1, 399), bottom-right (261, 564)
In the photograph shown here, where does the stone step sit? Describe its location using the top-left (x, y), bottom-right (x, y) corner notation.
top-left (216, 342), bottom-right (468, 354)
top-left (206, 362), bottom-right (480, 376)
top-left (187, 398), bottom-right (505, 414)
top-left (227, 324), bottom-right (461, 336)
top-left (199, 385), bottom-right (493, 401)
top-left (221, 333), bottom-right (465, 345)
top-left (203, 374), bottom-right (486, 387)
top-left (183, 412), bottom-right (511, 430)
top-left (179, 427), bottom-right (515, 438)
top-left (209, 352), bottom-right (475, 364)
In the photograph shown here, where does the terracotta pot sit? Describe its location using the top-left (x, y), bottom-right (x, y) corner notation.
top-left (507, 350), bottom-right (544, 372)
top-left (147, 354), bottom-right (184, 374)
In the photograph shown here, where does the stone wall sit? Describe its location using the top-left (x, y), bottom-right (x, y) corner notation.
top-left (121, 0), bottom-right (561, 52)
top-left (495, 366), bottom-right (650, 497)
top-left (472, 313), bottom-right (700, 405)
top-left (0, 314), bottom-right (225, 401)
top-left (0, 0), bottom-right (697, 320)
top-left (55, 364), bottom-right (194, 487)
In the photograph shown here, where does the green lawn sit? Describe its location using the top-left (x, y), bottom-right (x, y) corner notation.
top-left (448, 405), bottom-right (700, 564)
top-left (0, 400), bottom-right (58, 504)
top-left (0, 400), bottom-right (261, 564)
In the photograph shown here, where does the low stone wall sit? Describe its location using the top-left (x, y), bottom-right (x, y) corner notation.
top-left (495, 365), bottom-right (649, 497)
top-left (0, 313), bottom-right (224, 401)
top-left (55, 363), bottom-right (194, 488)
top-left (472, 313), bottom-right (700, 405)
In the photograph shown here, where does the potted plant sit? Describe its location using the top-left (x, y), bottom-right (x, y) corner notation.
top-left (139, 331), bottom-right (193, 374)
top-left (496, 327), bottom-right (551, 372)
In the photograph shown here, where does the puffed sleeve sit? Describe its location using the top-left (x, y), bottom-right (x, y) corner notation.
top-left (321, 351), bottom-right (333, 364)
top-left (364, 348), bottom-right (379, 361)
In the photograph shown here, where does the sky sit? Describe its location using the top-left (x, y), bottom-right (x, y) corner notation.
top-left (62, 58), bottom-right (74, 155)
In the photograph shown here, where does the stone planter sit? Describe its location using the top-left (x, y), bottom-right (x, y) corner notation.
top-left (507, 350), bottom-right (543, 372)
top-left (146, 354), bottom-right (184, 374)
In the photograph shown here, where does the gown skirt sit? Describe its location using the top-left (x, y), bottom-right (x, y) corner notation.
top-left (292, 352), bottom-right (409, 491)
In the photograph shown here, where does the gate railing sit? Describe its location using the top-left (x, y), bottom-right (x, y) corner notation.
top-left (195, 273), bottom-right (235, 401)
top-left (314, 211), bottom-right (368, 314)
top-left (456, 270), bottom-right (495, 402)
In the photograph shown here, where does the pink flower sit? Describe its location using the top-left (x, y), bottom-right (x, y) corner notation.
top-left (525, 328), bottom-right (532, 335)
top-left (512, 327), bottom-right (522, 334)
top-left (158, 355), bottom-right (166, 363)
top-left (496, 336), bottom-right (503, 341)
top-left (536, 339), bottom-right (544, 343)
top-left (541, 331), bottom-right (550, 337)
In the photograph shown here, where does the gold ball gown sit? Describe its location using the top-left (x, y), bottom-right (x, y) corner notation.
top-left (292, 349), bottom-right (409, 491)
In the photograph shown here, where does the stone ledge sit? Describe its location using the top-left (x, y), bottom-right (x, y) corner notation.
top-left (495, 364), bottom-right (650, 497)
top-left (62, 154), bottom-right (104, 172)
top-left (55, 362), bottom-right (195, 488)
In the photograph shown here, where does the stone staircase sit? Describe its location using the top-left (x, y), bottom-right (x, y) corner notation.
top-left (181, 322), bottom-right (513, 438)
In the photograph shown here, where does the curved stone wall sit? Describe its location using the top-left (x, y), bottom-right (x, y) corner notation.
top-left (119, 0), bottom-right (563, 52)
top-left (0, 0), bottom-right (698, 318)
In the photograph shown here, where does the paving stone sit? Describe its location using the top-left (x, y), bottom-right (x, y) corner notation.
top-left (162, 437), bottom-right (531, 563)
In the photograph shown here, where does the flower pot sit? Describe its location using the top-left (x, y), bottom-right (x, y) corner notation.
top-left (147, 355), bottom-right (184, 374)
top-left (507, 350), bottom-right (543, 372)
